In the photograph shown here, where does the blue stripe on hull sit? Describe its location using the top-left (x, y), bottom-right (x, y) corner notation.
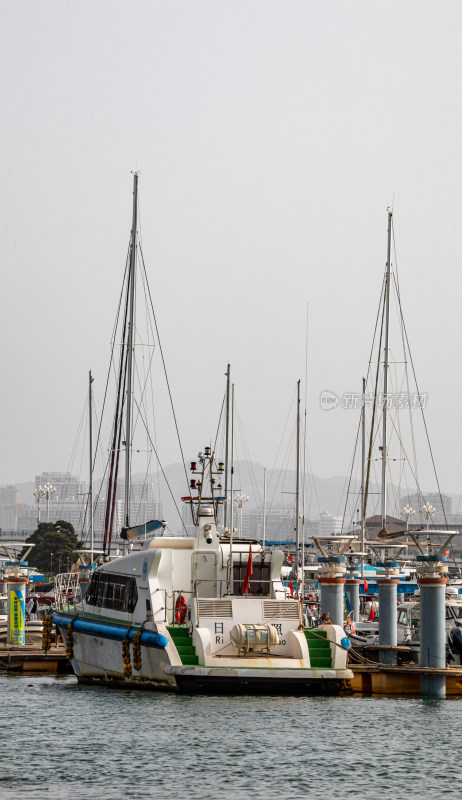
top-left (52, 613), bottom-right (168, 649)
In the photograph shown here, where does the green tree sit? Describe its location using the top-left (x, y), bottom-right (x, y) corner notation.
top-left (25, 520), bottom-right (81, 575)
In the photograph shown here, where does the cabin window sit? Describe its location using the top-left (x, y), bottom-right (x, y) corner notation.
top-left (86, 572), bottom-right (138, 613)
top-left (232, 554), bottom-right (271, 596)
top-left (453, 606), bottom-right (462, 619)
top-left (446, 606), bottom-right (454, 620)
top-left (398, 610), bottom-right (408, 625)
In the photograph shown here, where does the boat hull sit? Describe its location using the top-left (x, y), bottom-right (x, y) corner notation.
top-left (164, 665), bottom-right (351, 695)
top-left (54, 617), bottom-right (352, 695)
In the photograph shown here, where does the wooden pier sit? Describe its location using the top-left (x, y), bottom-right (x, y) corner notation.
top-left (0, 644), bottom-right (72, 673)
top-left (350, 663), bottom-right (462, 695)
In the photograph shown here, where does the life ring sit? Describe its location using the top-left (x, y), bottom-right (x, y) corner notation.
top-left (175, 594), bottom-right (187, 624)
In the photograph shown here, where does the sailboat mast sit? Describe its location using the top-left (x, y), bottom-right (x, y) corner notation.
top-left (262, 467), bottom-right (267, 548)
top-left (295, 379), bottom-right (301, 589)
top-left (125, 171), bottom-right (138, 527)
top-left (228, 383), bottom-right (235, 593)
top-left (224, 363), bottom-right (230, 528)
top-left (89, 370), bottom-right (94, 561)
top-left (361, 376), bottom-right (366, 578)
top-left (381, 210), bottom-right (393, 531)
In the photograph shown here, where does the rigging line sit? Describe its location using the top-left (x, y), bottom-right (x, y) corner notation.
top-left (391, 236), bottom-right (421, 501)
top-left (393, 273), bottom-right (448, 527)
top-left (365, 272), bottom-right (387, 385)
top-left (107, 355), bottom-right (129, 553)
top-left (234, 404), bottom-right (262, 512)
top-left (340, 413), bottom-right (361, 534)
top-left (274, 422), bottom-right (297, 513)
top-left (265, 387), bottom-right (297, 515)
top-left (301, 440), bottom-right (324, 523)
top-left (363, 276), bottom-right (387, 522)
top-left (103, 263), bottom-right (131, 552)
top-left (138, 240), bottom-right (189, 493)
top-left (386, 411), bottom-right (430, 512)
top-left (213, 392), bottom-right (226, 458)
top-left (392, 223), bottom-right (425, 525)
top-left (131, 331), bottom-right (156, 448)
top-left (266, 418), bottom-right (296, 515)
top-left (132, 396), bottom-right (190, 536)
top-left (57, 392), bottom-right (88, 520)
top-left (392, 269), bottom-right (421, 500)
top-left (94, 242), bottom-right (131, 478)
top-left (89, 398), bottom-right (108, 521)
top-left (138, 262), bottom-right (162, 506)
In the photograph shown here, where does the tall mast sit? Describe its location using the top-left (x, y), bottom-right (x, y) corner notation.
top-left (361, 376), bottom-right (366, 578)
top-left (295, 379), bottom-right (301, 590)
top-left (381, 210), bottom-right (393, 532)
top-left (228, 384), bottom-right (235, 593)
top-left (262, 467), bottom-right (267, 548)
top-left (224, 363), bottom-right (230, 528)
top-left (302, 305), bottom-right (309, 591)
top-left (89, 370), bottom-right (94, 561)
top-left (125, 172), bottom-right (138, 527)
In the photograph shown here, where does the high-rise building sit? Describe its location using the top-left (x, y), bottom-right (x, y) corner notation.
top-left (35, 471), bottom-right (85, 502)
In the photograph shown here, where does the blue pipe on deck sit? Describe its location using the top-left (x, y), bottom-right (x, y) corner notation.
top-left (52, 613), bottom-right (168, 649)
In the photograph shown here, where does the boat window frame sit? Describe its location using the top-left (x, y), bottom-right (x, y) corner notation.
top-left (86, 571), bottom-right (138, 613)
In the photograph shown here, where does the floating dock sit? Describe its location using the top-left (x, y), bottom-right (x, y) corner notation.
top-left (0, 644), bottom-right (72, 673)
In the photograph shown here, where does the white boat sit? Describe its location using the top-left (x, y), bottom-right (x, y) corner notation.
top-left (50, 175), bottom-right (352, 693)
top-left (52, 450), bottom-right (352, 693)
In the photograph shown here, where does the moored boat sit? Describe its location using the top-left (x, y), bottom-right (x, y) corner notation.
top-left (52, 451), bottom-right (352, 693)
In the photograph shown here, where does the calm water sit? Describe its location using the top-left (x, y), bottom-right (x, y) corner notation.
top-left (0, 673), bottom-right (460, 800)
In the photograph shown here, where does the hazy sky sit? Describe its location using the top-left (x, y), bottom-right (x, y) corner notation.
top-left (2, 1), bottom-right (462, 503)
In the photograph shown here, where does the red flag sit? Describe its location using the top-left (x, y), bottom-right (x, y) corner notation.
top-left (368, 605), bottom-right (376, 621)
top-left (289, 582), bottom-right (294, 596)
top-left (444, 550), bottom-right (449, 557)
top-left (363, 578), bottom-right (368, 593)
top-left (287, 553), bottom-right (293, 563)
top-left (242, 545), bottom-right (253, 594)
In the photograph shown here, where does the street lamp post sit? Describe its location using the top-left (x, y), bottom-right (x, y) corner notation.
top-left (422, 503), bottom-right (436, 524)
top-left (43, 482), bottom-right (56, 522)
top-left (50, 552), bottom-right (54, 576)
top-left (401, 504), bottom-right (415, 531)
top-left (33, 486), bottom-right (46, 525)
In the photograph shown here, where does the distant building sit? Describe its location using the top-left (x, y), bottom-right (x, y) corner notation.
top-left (308, 512), bottom-right (343, 537)
top-left (0, 485), bottom-right (21, 530)
top-left (35, 471), bottom-right (85, 502)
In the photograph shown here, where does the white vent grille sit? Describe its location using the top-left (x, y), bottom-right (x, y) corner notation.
top-left (263, 601), bottom-right (300, 620)
top-left (198, 599), bottom-right (233, 618)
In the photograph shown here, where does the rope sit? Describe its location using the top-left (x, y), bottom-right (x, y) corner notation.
top-left (138, 240), bottom-right (190, 494)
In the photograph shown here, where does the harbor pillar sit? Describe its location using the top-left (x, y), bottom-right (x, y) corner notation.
top-left (419, 575), bottom-right (447, 699)
top-left (377, 578), bottom-right (399, 664)
top-left (319, 578), bottom-right (346, 627)
top-left (7, 577), bottom-right (28, 646)
top-left (345, 580), bottom-right (360, 623)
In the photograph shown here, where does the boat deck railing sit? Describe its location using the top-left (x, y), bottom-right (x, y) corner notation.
top-left (53, 573), bottom-right (82, 610)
